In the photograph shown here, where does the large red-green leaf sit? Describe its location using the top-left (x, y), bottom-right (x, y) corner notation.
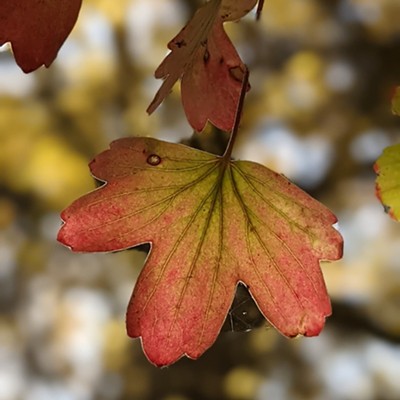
top-left (58, 137), bottom-right (343, 366)
top-left (0, 0), bottom-right (82, 72)
top-left (374, 144), bottom-right (400, 221)
top-left (146, 0), bottom-right (256, 132)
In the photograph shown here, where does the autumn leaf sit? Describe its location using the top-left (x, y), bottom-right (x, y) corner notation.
top-left (58, 136), bottom-right (343, 366)
top-left (0, 0), bottom-right (82, 72)
top-left (146, 0), bottom-right (256, 132)
top-left (374, 143), bottom-right (400, 221)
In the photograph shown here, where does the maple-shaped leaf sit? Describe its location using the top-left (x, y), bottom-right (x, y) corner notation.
top-left (146, 0), bottom-right (256, 132)
top-left (0, 0), bottom-right (82, 72)
top-left (58, 136), bottom-right (343, 366)
top-left (374, 143), bottom-right (400, 221)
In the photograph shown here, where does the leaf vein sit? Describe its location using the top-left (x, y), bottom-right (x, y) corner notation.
top-left (229, 165), bottom-right (305, 314)
top-left (232, 164), bottom-right (318, 240)
top-left (141, 166), bottom-right (223, 316)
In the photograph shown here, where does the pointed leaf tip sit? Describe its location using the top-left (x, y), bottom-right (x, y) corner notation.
top-left (59, 137), bottom-right (343, 366)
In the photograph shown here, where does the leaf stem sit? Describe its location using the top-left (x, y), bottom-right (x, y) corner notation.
top-left (256, 0), bottom-right (265, 20)
top-left (223, 66), bottom-right (249, 161)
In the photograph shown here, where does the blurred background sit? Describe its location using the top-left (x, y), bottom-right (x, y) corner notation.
top-left (1, 0), bottom-right (400, 399)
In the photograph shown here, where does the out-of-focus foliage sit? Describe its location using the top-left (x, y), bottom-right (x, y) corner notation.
top-left (0, 99), bottom-right (94, 209)
top-left (1, 0), bottom-right (400, 399)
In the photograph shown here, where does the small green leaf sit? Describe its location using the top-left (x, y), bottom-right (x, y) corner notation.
top-left (58, 137), bottom-right (342, 366)
top-left (392, 86), bottom-right (400, 116)
top-left (374, 143), bottom-right (400, 221)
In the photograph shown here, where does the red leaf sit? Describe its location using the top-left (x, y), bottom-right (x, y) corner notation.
top-left (146, 0), bottom-right (251, 132)
top-left (181, 18), bottom-right (249, 133)
top-left (0, 0), bottom-right (82, 72)
top-left (58, 137), bottom-right (343, 366)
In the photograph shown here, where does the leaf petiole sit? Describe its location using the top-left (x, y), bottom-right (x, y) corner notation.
top-left (256, 0), bottom-right (265, 20)
top-left (222, 66), bottom-right (249, 161)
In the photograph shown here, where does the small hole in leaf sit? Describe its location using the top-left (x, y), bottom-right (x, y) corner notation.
top-left (147, 154), bottom-right (161, 166)
top-left (222, 284), bottom-right (267, 333)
